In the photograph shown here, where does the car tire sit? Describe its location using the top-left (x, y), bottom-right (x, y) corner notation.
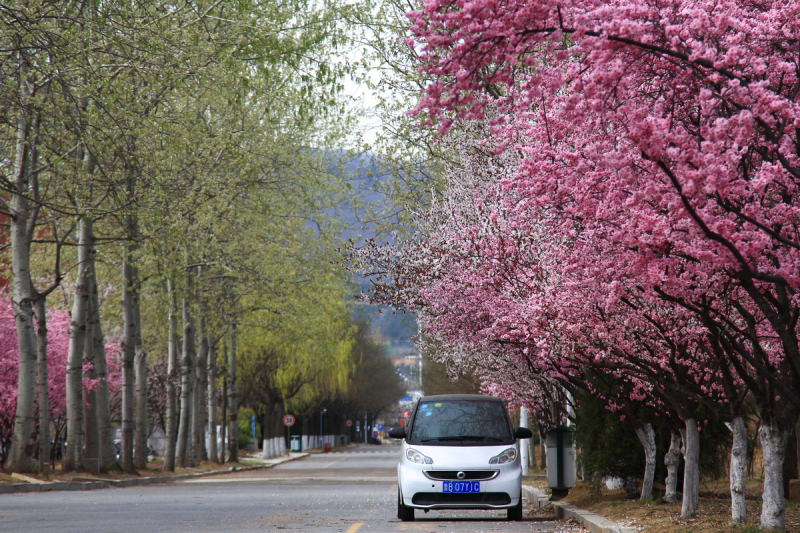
top-left (507, 499), bottom-right (523, 521)
top-left (397, 488), bottom-right (414, 522)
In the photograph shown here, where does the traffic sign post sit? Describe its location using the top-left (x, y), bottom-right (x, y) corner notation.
top-left (284, 414), bottom-right (299, 451)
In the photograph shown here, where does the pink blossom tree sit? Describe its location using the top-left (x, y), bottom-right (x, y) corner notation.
top-left (0, 294), bottom-right (120, 470)
top-left (360, 128), bottom-right (740, 515)
top-left (0, 295), bottom-right (67, 467)
top-left (402, 1), bottom-right (800, 528)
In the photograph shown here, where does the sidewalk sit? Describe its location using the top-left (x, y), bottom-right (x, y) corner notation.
top-left (0, 453), bottom-right (308, 495)
top-left (522, 485), bottom-right (636, 533)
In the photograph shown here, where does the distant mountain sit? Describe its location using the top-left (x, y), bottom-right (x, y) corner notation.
top-left (328, 151), bottom-right (418, 352)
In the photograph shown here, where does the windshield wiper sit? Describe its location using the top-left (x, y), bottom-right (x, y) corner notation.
top-left (420, 436), bottom-right (504, 442)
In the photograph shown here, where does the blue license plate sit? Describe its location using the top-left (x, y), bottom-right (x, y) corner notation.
top-left (442, 481), bottom-right (480, 493)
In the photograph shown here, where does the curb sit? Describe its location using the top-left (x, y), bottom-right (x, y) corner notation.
top-left (522, 486), bottom-right (636, 533)
top-left (0, 453), bottom-right (309, 496)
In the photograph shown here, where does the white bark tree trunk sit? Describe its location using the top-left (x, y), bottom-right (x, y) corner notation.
top-left (220, 341), bottom-right (228, 463)
top-left (83, 211), bottom-right (113, 472)
top-left (193, 319), bottom-right (209, 462)
top-left (120, 253), bottom-right (137, 471)
top-left (176, 276), bottom-right (196, 467)
top-left (83, 313), bottom-right (99, 470)
top-left (634, 422), bottom-right (657, 501)
top-left (163, 279), bottom-right (180, 472)
top-left (207, 330), bottom-right (218, 463)
top-left (227, 324), bottom-right (238, 463)
top-left (133, 293), bottom-right (147, 470)
top-left (759, 422), bottom-right (788, 530)
top-left (663, 431), bottom-right (681, 503)
top-left (84, 244), bottom-right (114, 472)
top-left (90, 298), bottom-right (116, 470)
top-left (725, 417), bottom-right (747, 524)
top-left (5, 51), bottom-right (38, 474)
top-left (681, 419), bottom-right (700, 519)
top-left (34, 298), bottom-right (50, 474)
top-left (64, 218), bottom-right (91, 472)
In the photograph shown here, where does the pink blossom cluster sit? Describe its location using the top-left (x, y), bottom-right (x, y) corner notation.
top-left (399, 0), bottom-right (800, 421)
top-left (0, 295), bottom-right (121, 459)
top-left (347, 5), bottom-right (800, 525)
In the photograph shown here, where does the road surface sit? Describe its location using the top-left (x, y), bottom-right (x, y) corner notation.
top-left (0, 444), bottom-right (580, 533)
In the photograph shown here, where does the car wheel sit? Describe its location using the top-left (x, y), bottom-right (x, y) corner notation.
top-left (397, 488), bottom-right (414, 522)
top-left (507, 499), bottom-right (523, 521)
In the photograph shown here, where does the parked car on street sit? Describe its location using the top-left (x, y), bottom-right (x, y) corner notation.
top-left (388, 394), bottom-right (532, 522)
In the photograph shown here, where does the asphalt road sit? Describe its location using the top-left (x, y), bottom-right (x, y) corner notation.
top-left (0, 444), bottom-right (578, 533)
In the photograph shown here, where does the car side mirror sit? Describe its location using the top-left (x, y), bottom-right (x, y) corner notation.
top-left (515, 427), bottom-right (533, 439)
top-left (388, 427), bottom-right (406, 439)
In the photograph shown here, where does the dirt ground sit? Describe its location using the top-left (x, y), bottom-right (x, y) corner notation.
top-left (526, 475), bottom-right (800, 533)
top-left (0, 454), bottom-right (263, 486)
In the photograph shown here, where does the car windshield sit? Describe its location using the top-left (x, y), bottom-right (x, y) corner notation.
top-left (409, 399), bottom-right (512, 443)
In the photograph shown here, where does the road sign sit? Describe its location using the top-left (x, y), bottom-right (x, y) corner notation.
top-left (376, 424), bottom-right (383, 431)
top-left (283, 414), bottom-right (296, 427)
top-left (345, 419), bottom-right (353, 427)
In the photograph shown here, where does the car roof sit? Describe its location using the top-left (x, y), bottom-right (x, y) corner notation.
top-left (417, 394), bottom-right (504, 403)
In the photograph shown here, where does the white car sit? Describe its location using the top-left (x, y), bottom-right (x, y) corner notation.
top-left (388, 394), bottom-right (532, 522)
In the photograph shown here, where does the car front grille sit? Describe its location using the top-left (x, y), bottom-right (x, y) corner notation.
top-left (411, 492), bottom-right (511, 506)
top-left (424, 470), bottom-right (498, 481)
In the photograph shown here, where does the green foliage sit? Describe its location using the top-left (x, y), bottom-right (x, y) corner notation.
top-left (575, 392), bottom-right (648, 487)
top-left (236, 266), bottom-right (356, 416)
top-left (238, 407), bottom-right (261, 449)
top-left (575, 389), bottom-right (735, 494)
top-left (340, 319), bottom-right (405, 417)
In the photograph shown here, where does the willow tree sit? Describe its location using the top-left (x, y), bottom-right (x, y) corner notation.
top-left (237, 263), bottom-right (356, 457)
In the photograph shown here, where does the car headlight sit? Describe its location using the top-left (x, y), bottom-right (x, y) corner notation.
top-left (489, 448), bottom-right (517, 464)
top-left (406, 448), bottom-right (434, 464)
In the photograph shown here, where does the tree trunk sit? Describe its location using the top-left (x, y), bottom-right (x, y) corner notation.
top-left (83, 312), bottom-right (99, 471)
top-left (663, 431), bottom-right (681, 503)
top-left (133, 293), bottom-right (147, 470)
top-left (5, 52), bottom-right (37, 474)
top-left (759, 422), bottom-right (788, 529)
top-left (84, 256), bottom-right (116, 471)
top-left (724, 417), bottom-right (747, 524)
top-left (176, 279), bottom-right (196, 467)
top-left (796, 418), bottom-right (800, 479)
top-left (785, 424), bottom-right (798, 496)
top-left (34, 298), bottom-right (50, 474)
top-left (538, 422), bottom-right (547, 469)
top-left (220, 340), bottom-right (228, 463)
top-left (681, 419), bottom-right (700, 519)
top-left (63, 218), bottom-right (91, 473)
top-left (120, 252), bottom-right (138, 471)
top-left (193, 318), bottom-right (208, 462)
top-left (163, 279), bottom-right (180, 472)
top-left (633, 421), bottom-right (656, 501)
top-left (227, 324), bottom-right (238, 463)
top-left (207, 330), bottom-right (218, 463)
